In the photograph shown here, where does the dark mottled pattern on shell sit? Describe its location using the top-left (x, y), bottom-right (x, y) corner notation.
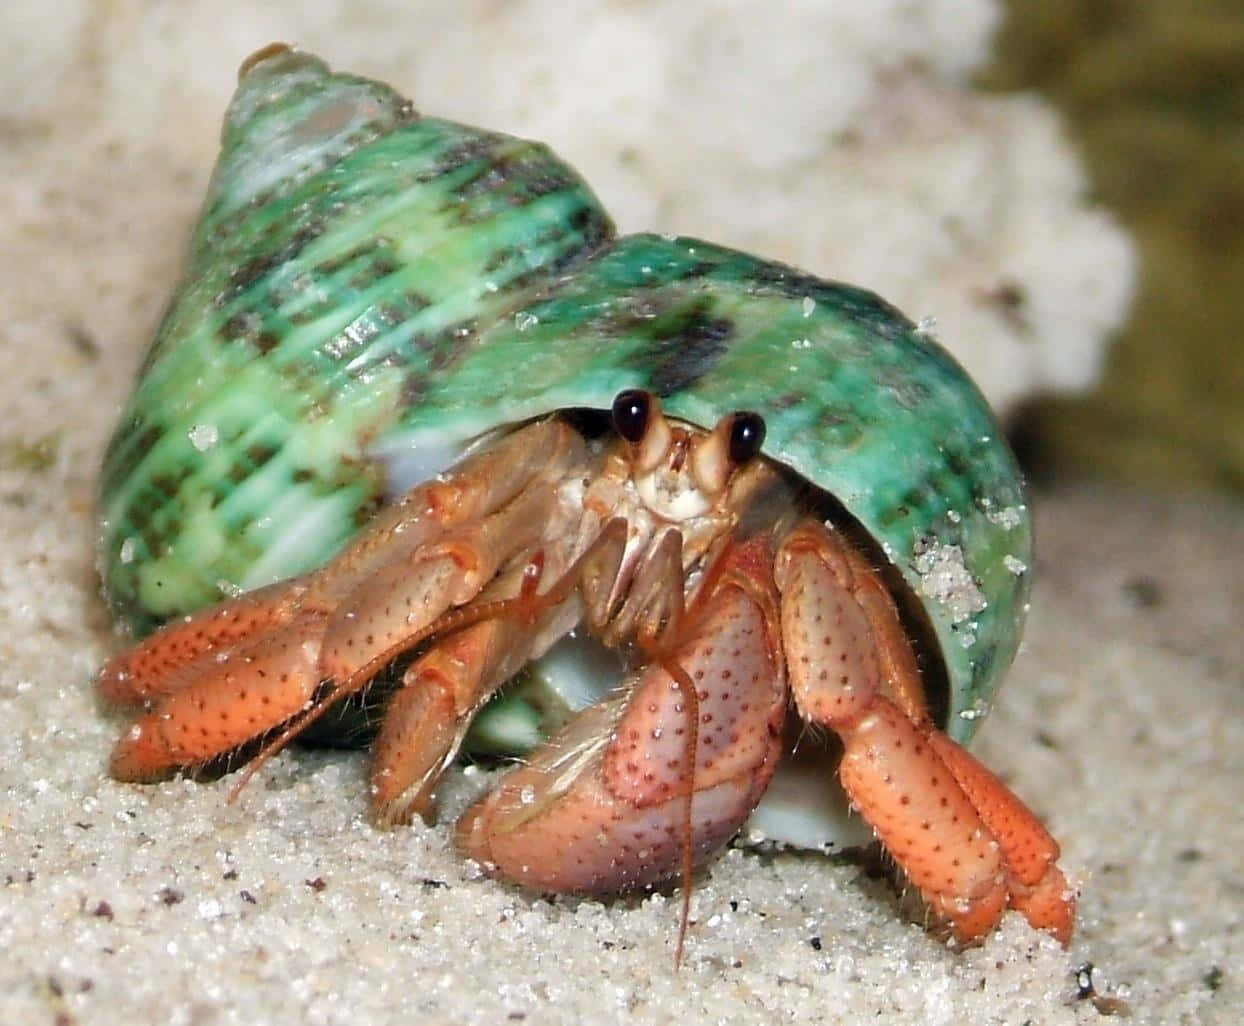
top-left (99, 49), bottom-right (1031, 743)
top-left (100, 50), bottom-right (613, 630)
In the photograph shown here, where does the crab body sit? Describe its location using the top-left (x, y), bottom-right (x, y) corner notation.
top-left (96, 46), bottom-right (1071, 947)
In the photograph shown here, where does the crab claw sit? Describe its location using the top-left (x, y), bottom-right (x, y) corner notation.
top-left (456, 536), bottom-right (786, 893)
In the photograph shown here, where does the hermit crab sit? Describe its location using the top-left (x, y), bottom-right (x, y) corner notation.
top-left (96, 44), bottom-right (1074, 948)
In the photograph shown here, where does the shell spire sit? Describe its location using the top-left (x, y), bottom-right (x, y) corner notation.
top-left (99, 45), bottom-right (613, 632)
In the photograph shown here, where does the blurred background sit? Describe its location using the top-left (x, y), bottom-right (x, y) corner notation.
top-left (986, 0), bottom-right (1244, 492)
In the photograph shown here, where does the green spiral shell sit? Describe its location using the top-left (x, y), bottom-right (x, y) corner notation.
top-left (99, 47), bottom-right (1032, 743)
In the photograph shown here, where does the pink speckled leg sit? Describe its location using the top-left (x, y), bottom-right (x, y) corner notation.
top-left (96, 580), bottom-right (307, 705)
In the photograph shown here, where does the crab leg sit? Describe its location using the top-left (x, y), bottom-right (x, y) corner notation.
top-left (923, 732), bottom-right (1074, 943)
top-left (102, 419), bottom-right (591, 780)
top-left (367, 516), bottom-right (687, 825)
top-left (455, 535), bottom-right (786, 894)
top-left (98, 419), bottom-right (581, 704)
top-left (107, 488), bottom-right (556, 778)
top-left (774, 519), bottom-right (1074, 944)
top-left (368, 549), bottom-right (583, 825)
top-left (107, 492), bottom-right (548, 780)
top-left (315, 480), bottom-right (556, 686)
top-left (108, 610), bottom-right (331, 779)
top-left (95, 580), bottom-right (309, 705)
top-left (369, 619), bottom-right (515, 824)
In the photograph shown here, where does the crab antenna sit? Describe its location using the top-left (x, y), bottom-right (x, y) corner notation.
top-left (661, 652), bottom-right (700, 970)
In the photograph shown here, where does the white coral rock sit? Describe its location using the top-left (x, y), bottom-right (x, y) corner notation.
top-left (2, 0), bottom-right (1133, 415)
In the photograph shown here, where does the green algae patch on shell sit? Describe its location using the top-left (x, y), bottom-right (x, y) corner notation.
top-left (98, 48), bottom-right (1031, 747)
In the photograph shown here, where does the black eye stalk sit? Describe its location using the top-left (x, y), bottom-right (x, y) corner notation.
top-left (612, 389), bottom-right (766, 466)
top-left (727, 411), bottom-right (766, 464)
top-left (611, 389), bottom-right (652, 443)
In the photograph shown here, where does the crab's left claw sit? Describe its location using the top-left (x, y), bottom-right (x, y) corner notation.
top-left (775, 519), bottom-right (1075, 945)
top-left (455, 536), bottom-right (787, 894)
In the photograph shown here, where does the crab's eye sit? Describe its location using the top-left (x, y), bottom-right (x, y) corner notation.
top-left (611, 389), bottom-right (652, 444)
top-left (727, 411), bottom-right (766, 464)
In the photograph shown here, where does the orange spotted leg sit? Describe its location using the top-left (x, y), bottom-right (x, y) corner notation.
top-left (98, 419), bottom-right (590, 782)
top-left (774, 519), bottom-right (1074, 945)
